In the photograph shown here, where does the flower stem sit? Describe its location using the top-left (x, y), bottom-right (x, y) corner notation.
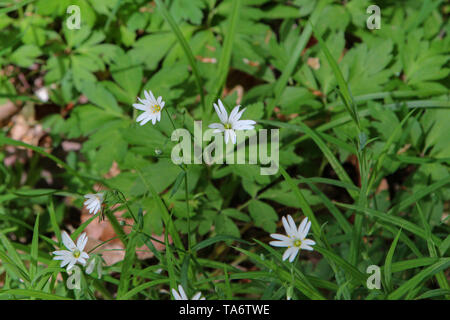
top-left (164, 107), bottom-right (177, 132)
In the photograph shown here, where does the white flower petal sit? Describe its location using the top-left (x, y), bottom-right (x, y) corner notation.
top-left (178, 285), bottom-right (188, 300)
top-left (229, 130), bottom-right (237, 144)
top-left (136, 112), bottom-right (149, 123)
top-left (288, 247), bottom-right (300, 262)
top-left (53, 250), bottom-right (71, 256)
top-left (132, 103), bottom-right (147, 111)
top-left (66, 260), bottom-right (76, 271)
top-left (148, 91), bottom-right (157, 103)
top-left (217, 99), bottom-right (228, 122)
top-left (192, 292), bottom-right (202, 300)
top-left (233, 119), bottom-right (256, 130)
top-left (228, 105), bottom-right (241, 123)
top-left (86, 259), bottom-right (95, 274)
top-left (94, 203), bottom-right (101, 215)
top-left (301, 220), bottom-right (312, 238)
top-left (287, 215), bottom-right (298, 236)
top-left (270, 233), bottom-right (290, 241)
top-left (139, 115), bottom-right (153, 126)
top-left (224, 130), bottom-right (230, 144)
top-left (145, 90), bottom-right (157, 104)
top-left (62, 231), bottom-right (76, 251)
top-left (84, 198), bottom-right (94, 206)
top-left (298, 217), bottom-right (308, 236)
top-left (269, 240), bottom-right (290, 247)
top-left (208, 123), bottom-right (224, 130)
top-left (86, 201), bottom-right (97, 211)
top-left (76, 232), bottom-right (88, 251)
top-left (213, 103), bottom-right (223, 123)
top-left (60, 258), bottom-right (72, 268)
top-left (282, 216), bottom-right (295, 238)
top-left (282, 246), bottom-right (296, 261)
top-left (172, 288), bottom-right (182, 300)
top-left (231, 107), bottom-right (247, 124)
top-left (300, 244), bottom-right (314, 251)
top-left (137, 97), bottom-right (148, 105)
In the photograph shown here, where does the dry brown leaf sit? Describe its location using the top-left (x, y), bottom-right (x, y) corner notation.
top-left (307, 57), bottom-right (320, 70)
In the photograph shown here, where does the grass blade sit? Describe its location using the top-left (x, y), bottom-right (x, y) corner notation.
top-left (387, 258), bottom-right (450, 300)
top-left (29, 214), bottom-right (40, 283)
top-left (207, 0), bottom-right (241, 114)
top-left (384, 228), bottom-right (402, 293)
top-left (154, 0), bottom-right (205, 112)
top-left (266, 0), bottom-right (328, 117)
top-left (0, 289), bottom-right (71, 300)
top-left (262, 119), bottom-right (358, 199)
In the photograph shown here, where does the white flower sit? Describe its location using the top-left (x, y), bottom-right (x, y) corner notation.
top-left (86, 258), bottom-right (96, 274)
top-left (86, 256), bottom-right (103, 279)
top-left (172, 284), bottom-right (205, 300)
top-left (269, 215), bottom-right (316, 263)
top-left (52, 231), bottom-right (89, 271)
top-left (208, 99), bottom-right (256, 144)
top-left (35, 87), bottom-right (49, 102)
top-left (83, 193), bottom-right (104, 215)
top-left (132, 90), bottom-right (165, 125)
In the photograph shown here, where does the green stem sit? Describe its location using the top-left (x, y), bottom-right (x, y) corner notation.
top-left (185, 173), bottom-right (191, 252)
top-left (164, 107), bottom-right (177, 132)
top-left (88, 236), bottom-right (120, 254)
top-left (115, 190), bottom-right (138, 223)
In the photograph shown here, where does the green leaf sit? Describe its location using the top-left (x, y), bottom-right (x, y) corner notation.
top-left (117, 233), bottom-right (138, 299)
top-left (206, 0), bottom-right (241, 115)
top-left (248, 200), bottom-right (278, 233)
top-left (110, 51), bottom-right (143, 99)
top-left (10, 44), bottom-right (42, 67)
top-left (29, 214), bottom-right (40, 283)
top-left (154, 0), bottom-right (205, 111)
top-left (266, 0), bottom-right (327, 117)
top-left (0, 289), bottom-right (72, 300)
top-left (388, 258), bottom-right (450, 300)
top-left (214, 215), bottom-right (240, 238)
top-left (384, 228), bottom-right (402, 293)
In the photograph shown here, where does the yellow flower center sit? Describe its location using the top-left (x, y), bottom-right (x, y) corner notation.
top-left (151, 104), bottom-right (161, 113)
top-left (293, 239), bottom-right (302, 248)
top-left (73, 249), bottom-right (81, 258)
top-left (224, 123), bottom-right (232, 129)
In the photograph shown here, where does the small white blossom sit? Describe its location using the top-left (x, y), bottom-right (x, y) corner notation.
top-left (86, 258), bottom-right (96, 275)
top-left (52, 231), bottom-right (89, 271)
top-left (172, 284), bottom-right (205, 300)
top-left (86, 256), bottom-right (103, 279)
top-left (208, 99), bottom-right (256, 144)
top-left (35, 87), bottom-right (49, 102)
top-left (83, 193), bottom-right (104, 215)
top-left (269, 215), bottom-right (316, 262)
top-left (133, 90), bottom-right (165, 125)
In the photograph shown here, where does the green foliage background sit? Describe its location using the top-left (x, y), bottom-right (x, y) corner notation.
top-left (0, 0), bottom-right (449, 300)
